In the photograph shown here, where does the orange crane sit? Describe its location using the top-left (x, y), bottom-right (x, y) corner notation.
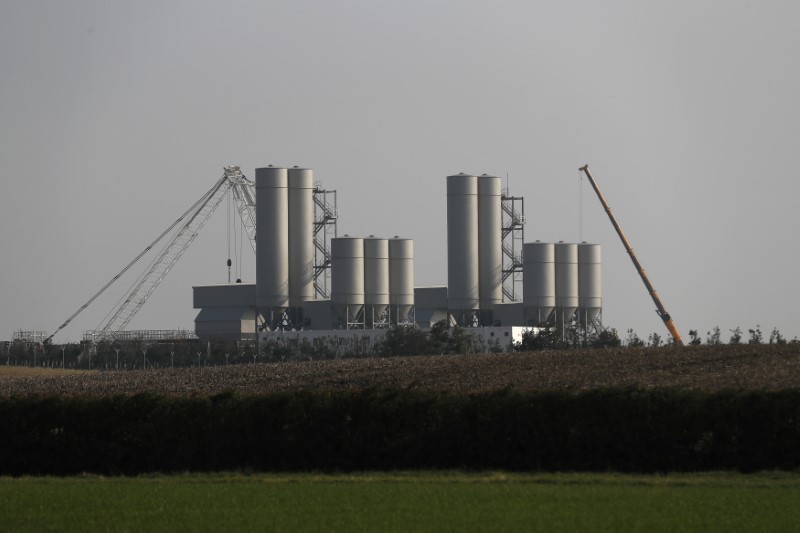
top-left (578, 164), bottom-right (684, 346)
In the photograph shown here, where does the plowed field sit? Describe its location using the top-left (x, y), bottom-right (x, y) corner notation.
top-left (2, 344), bottom-right (799, 397)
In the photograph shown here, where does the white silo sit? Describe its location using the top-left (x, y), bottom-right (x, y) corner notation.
top-left (523, 241), bottom-right (556, 325)
top-left (331, 236), bottom-right (365, 328)
top-left (364, 237), bottom-right (390, 327)
top-left (554, 242), bottom-right (579, 323)
top-left (578, 242), bottom-right (602, 326)
top-left (288, 167), bottom-right (315, 310)
top-left (478, 174), bottom-right (502, 319)
top-left (389, 237), bottom-right (414, 324)
top-left (447, 173), bottom-right (479, 325)
top-left (256, 166), bottom-right (289, 323)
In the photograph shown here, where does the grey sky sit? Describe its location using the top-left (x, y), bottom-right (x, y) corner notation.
top-left (2, 1), bottom-right (799, 343)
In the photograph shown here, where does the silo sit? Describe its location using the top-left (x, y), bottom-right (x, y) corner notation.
top-left (255, 166), bottom-right (289, 318)
top-left (523, 241), bottom-right (555, 325)
top-left (447, 173), bottom-right (479, 324)
top-left (554, 242), bottom-right (579, 323)
top-left (578, 242), bottom-right (602, 325)
top-left (287, 166), bottom-right (315, 309)
top-left (364, 237), bottom-right (390, 327)
top-left (389, 237), bottom-right (414, 324)
top-left (331, 236), bottom-right (365, 328)
top-left (478, 174), bottom-right (502, 316)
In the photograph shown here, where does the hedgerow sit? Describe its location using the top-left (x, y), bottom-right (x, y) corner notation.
top-left (1, 388), bottom-right (798, 475)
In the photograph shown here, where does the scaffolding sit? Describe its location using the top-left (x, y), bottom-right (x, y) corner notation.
top-left (83, 329), bottom-right (198, 343)
top-left (13, 330), bottom-right (48, 344)
top-left (313, 185), bottom-right (338, 299)
top-left (501, 190), bottom-right (525, 302)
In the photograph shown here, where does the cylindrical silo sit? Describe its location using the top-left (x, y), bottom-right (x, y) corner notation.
top-left (447, 173), bottom-right (479, 324)
top-left (478, 174), bottom-right (502, 315)
top-left (523, 241), bottom-right (556, 325)
top-left (389, 237), bottom-right (414, 324)
top-left (555, 242), bottom-right (579, 323)
top-left (578, 242), bottom-right (602, 325)
top-left (256, 166), bottom-right (289, 317)
top-left (288, 166), bottom-right (315, 309)
top-left (331, 236), bottom-right (365, 328)
top-left (364, 237), bottom-right (390, 327)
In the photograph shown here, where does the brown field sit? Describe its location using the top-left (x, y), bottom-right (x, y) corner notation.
top-left (1, 344), bottom-right (799, 397)
top-left (0, 366), bottom-right (94, 378)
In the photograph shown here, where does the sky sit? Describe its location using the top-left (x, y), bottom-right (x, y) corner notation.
top-left (2, 0), bottom-right (799, 343)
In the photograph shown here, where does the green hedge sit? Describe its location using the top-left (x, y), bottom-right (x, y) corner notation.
top-left (1, 388), bottom-right (799, 475)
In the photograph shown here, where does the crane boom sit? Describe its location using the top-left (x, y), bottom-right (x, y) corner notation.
top-left (578, 164), bottom-right (684, 346)
top-left (46, 167), bottom-right (254, 343)
top-left (98, 175), bottom-right (232, 337)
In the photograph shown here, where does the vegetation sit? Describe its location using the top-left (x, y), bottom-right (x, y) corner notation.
top-left (1, 388), bottom-right (800, 474)
top-left (2, 321), bottom-right (797, 370)
top-left (3, 472), bottom-right (800, 532)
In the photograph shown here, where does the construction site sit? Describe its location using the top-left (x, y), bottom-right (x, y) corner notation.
top-left (11, 162), bottom-right (684, 360)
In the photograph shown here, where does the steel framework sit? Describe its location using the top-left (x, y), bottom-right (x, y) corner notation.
top-left (312, 186), bottom-right (338, 299)
top-left (501, 190), bottom-right (525, 302)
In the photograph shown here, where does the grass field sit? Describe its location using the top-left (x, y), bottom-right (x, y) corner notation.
top-left (3, 472), bottom-right (799, 531)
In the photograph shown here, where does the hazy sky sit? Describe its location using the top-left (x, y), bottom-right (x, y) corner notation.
top-left (2, 1), bottom-right (799, 343)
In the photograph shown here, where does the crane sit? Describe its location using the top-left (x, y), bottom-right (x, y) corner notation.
top-left (45, 166), bottom-right (256, 343)
top-left (578, 164), bottom-right (684, 346)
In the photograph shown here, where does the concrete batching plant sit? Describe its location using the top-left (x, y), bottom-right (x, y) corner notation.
top-left (45, 163), bottom-right (602, 350)
top-left (191, 166), bottom-right (602, 347)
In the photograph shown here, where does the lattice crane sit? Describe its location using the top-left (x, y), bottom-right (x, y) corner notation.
top-left (45, 166), bottom-right (256, 343)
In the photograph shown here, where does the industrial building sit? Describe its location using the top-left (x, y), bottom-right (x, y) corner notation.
top-left (192, 166), bottom-right (603, 350)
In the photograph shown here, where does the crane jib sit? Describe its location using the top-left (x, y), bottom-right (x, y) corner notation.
top-left (578, 164), bottom-right (684, 347)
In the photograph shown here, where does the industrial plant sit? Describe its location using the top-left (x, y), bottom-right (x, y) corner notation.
top-left (190, 166), bottom-right (603, 353)
top-left (31, 163), bottom-right (605, 354)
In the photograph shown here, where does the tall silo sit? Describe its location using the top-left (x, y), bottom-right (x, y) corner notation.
top-left (578, 242), bottom-right (602, 326)
top-left (331, 236), bottom-right (365, 328)
top-left (554, 242), bottom-right (579, 323)
top-left (389, 237), bottom-right (414, 324)
top-left (447, 173), bottom-right (479, 325)
top-left (478, 174), bottom-right (502, 320)
top-left (288, 166), bottom-right (315, 311)
top-left (523, 241), bottom-right (556, 325)
top-left (256, 166), bottom-right (289, 324)
top-left (364, 237), bottom-right (390, 327)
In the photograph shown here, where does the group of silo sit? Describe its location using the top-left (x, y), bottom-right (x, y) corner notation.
top-left (523, 241), bottom-right (602, 326)
top-left (255, 166), bottom-right (315, 328)
top-left (446, 173), bottom-right (503, 326)
top-left (330, 236), bottom-right (414, 329)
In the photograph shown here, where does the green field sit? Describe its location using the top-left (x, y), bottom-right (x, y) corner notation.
top-left (3, 472), bottom-right (800, 532)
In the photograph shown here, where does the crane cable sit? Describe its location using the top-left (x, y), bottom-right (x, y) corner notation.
top-left (237, 207), bottom-right (244, 282)
top-left (227, 191), bottom-right (232, 283)
top-left (578, 169), bottom-right (584, 243)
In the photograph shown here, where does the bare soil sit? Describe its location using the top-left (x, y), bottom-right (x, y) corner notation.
top-left (0, 367), bottom-right (93, 378)
top-left (1, 344), bottom-right (799, 397)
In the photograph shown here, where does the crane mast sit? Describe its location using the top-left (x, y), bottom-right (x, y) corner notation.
top-left (578, 165), bottom-right (684, 346)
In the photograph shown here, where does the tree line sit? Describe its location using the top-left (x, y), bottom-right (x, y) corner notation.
top-left (2, 322), bottom-right (796, 369)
